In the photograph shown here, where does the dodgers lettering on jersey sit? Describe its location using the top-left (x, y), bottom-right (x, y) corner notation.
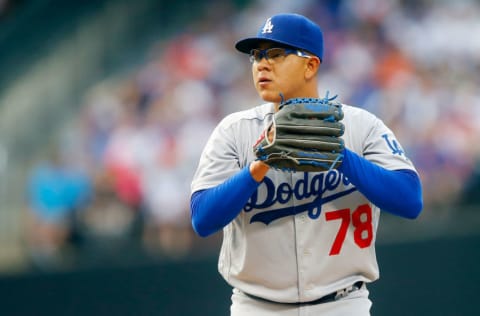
top-left (191, 102), bottom-right (417, 303)
top-left (245, 170), bottom-right (356, 225)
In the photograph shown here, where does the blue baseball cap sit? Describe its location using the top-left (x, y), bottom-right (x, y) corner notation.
top-left (235, 13), bottom-right (324, 61)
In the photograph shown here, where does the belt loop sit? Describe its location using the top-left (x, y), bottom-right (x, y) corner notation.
top-left (334, 281), bottom-right (364, 300)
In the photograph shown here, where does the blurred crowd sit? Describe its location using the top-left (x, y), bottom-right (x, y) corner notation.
top-left (25, 0), bottom-right (480, 269)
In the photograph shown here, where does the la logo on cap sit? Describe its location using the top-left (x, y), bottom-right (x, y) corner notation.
top-left (262, 18), bottom-right (274, 34)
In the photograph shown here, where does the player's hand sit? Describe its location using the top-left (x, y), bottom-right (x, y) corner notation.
top-left (249, 160), bottom-right (270, 182)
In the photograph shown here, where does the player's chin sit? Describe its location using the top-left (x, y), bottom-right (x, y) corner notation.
top-left (257, 89), bottom-right (283, 103)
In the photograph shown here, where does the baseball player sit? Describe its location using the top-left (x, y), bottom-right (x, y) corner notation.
top-left (190, 13), bottom-right (423, 316)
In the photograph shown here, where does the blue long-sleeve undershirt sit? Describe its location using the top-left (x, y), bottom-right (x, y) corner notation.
top-left (191, 166), bottom-right (261, 237)
top-left (338, 148), bottom-right (423, 219)
top-left (191, 148), bottom-right (423, 237)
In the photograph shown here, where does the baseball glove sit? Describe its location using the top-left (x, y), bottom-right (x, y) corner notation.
top-left (253, 93), bottom-right (345, 172)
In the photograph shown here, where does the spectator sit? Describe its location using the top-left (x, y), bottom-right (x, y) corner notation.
top-left (26, 147), bottom-right (91, 269)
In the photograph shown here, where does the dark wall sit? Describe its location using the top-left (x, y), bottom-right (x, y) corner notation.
top-left (370, 235), bottom-right (479, 316)
top-left (0, 258), bottom-right (232, 316)
top-left (0, 235), bottom-right (478, 316)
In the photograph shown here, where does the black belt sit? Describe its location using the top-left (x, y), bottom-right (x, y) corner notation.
top-left (243, 281), bottom-right (364, 306)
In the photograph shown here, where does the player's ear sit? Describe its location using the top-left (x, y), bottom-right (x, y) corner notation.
top-left (304, 56), bottom-right (320, 80)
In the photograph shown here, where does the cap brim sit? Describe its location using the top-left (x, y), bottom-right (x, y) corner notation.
top-left (235, 37), bottom-right (296, 54)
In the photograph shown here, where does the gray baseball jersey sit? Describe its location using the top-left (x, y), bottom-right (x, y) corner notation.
top-left (191, 102), bottom-right (416, 303)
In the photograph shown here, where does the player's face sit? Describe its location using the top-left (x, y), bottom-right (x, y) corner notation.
top-left (251, 42), bottom-right (318, 104)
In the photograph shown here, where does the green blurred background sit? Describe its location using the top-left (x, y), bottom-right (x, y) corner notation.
top-left (0, 0), bottom-right (479, 315)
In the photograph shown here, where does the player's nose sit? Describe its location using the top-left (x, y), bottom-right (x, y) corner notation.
top-left (254, 57), bottom-right (271, 71)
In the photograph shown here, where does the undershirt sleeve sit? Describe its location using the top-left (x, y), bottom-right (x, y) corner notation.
top-left (190, 165), bottom-right (261, 237)
top-left (338, 148), bottom-right (423, 219)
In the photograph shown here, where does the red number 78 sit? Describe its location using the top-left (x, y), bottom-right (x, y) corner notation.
top-left (325, 204), bottom-right (373, 256)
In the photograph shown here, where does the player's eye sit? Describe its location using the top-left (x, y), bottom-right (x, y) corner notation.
top-left (249, 49), bottom-right (261, 63)
top-left (249, 48), bottom-right (288, 63)
top-left (265, 48), bottom-right (286, 60)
